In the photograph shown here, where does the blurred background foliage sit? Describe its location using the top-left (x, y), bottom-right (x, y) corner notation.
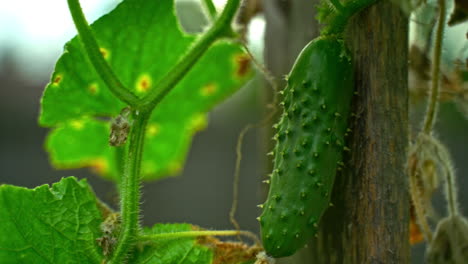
top-left (0, 0), bottom-right (466, 263)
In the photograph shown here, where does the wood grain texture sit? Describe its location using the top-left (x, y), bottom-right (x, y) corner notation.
top-left (308, 2), bottom-right (410, 263)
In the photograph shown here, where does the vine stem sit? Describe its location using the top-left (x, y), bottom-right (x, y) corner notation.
top-left (445, 172), bottom-right (457, 218)
top-left (229, 123), bottom-right (252, 241)
top-left (441, 147), bottom-right (458, 217)
top-left (422, 0), bottom-right (446, 134)
top-left (109, 110), bottom-right (150, 263)
top-left (229, 42), bottom-right (279, 240)
top-left (67, 0), bottom-right (139, 107)
top-left (408, 153), bottom-right (433, 242)
top-left (139, 0), bottom-right (241, 111)
top-left (322, 0), bottom-right (378, 36)
top-left (139, 230), bottom-right (261, 245)
top-left (203, 0), bottom-right (217, 20)
top-left (409, 0), bottom-right (453, 245)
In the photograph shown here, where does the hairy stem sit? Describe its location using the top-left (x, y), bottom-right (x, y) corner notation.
top-left (110, 110), bottom-right (150, 263)
top-left (423, 0), bottom-right (446, 134)
top-left (67, 0), bottom-right (139, 107)
top-left (140, 0), bottom-right (241, 111)
top-left (434, 136), bottom-right (459, 217)
top-left (444, 160), bottom-right (457, 217)
top-left (114, 145), bottom-right (126, 193)
top-left (408, 154), bottom-right (433, 242)
top-left (68, 0), bottom-right (245, 261)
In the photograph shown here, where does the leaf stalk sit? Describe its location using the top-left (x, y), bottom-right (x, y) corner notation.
top-left (422, 0), bottom-right (446, 134)
top-left (67, 0), bottom-right (140, 107)
top-left (139, 0), bottom-right (241, 111)
top-left (139, 230), bottom-right (261, 245)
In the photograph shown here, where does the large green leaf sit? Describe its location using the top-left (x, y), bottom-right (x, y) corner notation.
top-left (0, 177), bottom-right (104, 263)
top-left (0, 178), bottom-right (259, 263)
top-left (40, 0), bottom-right (252, 181)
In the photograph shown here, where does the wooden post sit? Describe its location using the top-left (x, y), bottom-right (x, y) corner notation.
top-left (264, 1), bottom-right (409, 263)
top-left (306, 2), bottom-right (410, 263)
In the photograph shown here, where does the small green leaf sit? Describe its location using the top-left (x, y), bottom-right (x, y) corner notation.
top-left (0, 177), bottom-right (104, 263)
top-left (40, 0), bottom-right (251, 181)
top-left (130, 223), bottom-right (213, 264)
top-left (130, 223), bottom-right (262, 264)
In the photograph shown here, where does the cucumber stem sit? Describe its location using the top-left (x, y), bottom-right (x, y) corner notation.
top-left (110, 110), bottom-right (150, 263)
top-left (422, 0), bottom-right (446, 134)
top-left (321, 0), bottom-right (378, 36)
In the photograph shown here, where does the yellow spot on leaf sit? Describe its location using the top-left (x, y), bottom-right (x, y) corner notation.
top-left (70, 120), bottom-right (84, 130)
top-left (99, 48), bottom-right (110, 60)
top-left (135, 74), bottom-right (152, 93)
top-left (200, 83), bottom-right (218, 96)
top-left (168, 162), bottom-right (182, 175)
top-left (52, 74), bottom-right (63, 86)
top-left (88, 83), bottom-right (99, 95)
top-left (233, 53), bottom-right (251, 79)
top-left (188, 113), bottom-right (207, 132)
top-left (90, 158), bottom-right (109, 175)
top-left (146, 123), bottom-right (160, 137)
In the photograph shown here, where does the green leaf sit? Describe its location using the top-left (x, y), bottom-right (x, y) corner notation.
top-left (45, 118), bottom-right (119, 179)
top-left (0, 177), bottom-right (104, 263)
top-left (129, 223), bottom-right (261, 264)
top-left (130, 223), bottom-right (213, 264)
top-left (40, 0), bottom-right (252, 181)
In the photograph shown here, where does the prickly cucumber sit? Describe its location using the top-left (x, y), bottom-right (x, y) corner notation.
top-left (259, 35), bottom-right (354, 258)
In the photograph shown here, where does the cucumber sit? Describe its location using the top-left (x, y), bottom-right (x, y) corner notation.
top-left (259, 35), bottom-right (354, 258)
